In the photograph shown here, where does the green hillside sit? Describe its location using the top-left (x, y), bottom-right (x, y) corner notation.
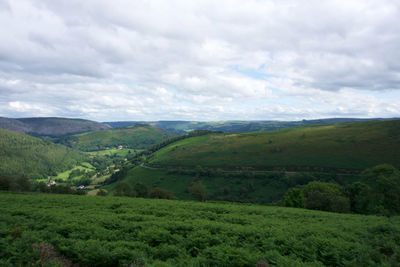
top-left (148, 120), bottom-right (400, 171)
top-left (2, 193), bottom-right (399, 266)
top-left (0, 129), bottom-right (86, 178)
top-left (58, 124), bottom-right (176, 151)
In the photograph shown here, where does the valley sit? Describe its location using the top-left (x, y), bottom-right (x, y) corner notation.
top-left (1, 117), bottom-right (400, 266)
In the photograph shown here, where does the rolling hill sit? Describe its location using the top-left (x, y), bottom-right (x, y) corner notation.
top-left (0, 117), bottom-right (110, 136)
top-left (108, 120), bottom-right (399, 203)
top-left (0, 128), bottom-right (86, 178)
top-left (58, 124), bottom-right (176, 151)
top-left (148, 120), bottom-right (400, 171)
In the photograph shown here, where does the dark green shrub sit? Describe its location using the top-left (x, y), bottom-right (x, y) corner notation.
top-left (188, 181), bottom-right (207, 202)
top-left (96, 189), bottom-right (108, 196)
top-left (149, 188), bottom-right (174, 199)
top-left (134, 182), bottom-right (149, 198)
top-left (284, 181), bottom-right (350, 213)
top-left (0, 176), bottom-right (12, 191)
top-left (115, 181), bottom-right (136, 197)
top-left (360, 164), bottom-right (400, 215)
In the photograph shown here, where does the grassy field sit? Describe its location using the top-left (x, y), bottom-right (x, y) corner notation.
top-left (148, 120), bottom-right (400, 171)
top-left (53, 162), bottom-right (96, 181)
top-left (86, 148), bottom-right (143, 157)
top-left (1, 193), bottom-right (399, 266)
top-left (59, 124), bottom-right (176, 151)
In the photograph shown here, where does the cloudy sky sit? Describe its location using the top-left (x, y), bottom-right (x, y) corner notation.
top-left (1, 0), bottom-right (400, 121)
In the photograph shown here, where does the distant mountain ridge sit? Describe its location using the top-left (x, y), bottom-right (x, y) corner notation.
top-left (104, 118), bottom-right (399, 133)
top-left (0, 117), bottom-right (111, 136)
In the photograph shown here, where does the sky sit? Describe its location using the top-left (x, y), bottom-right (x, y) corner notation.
top-left (0, 0), bottom-right (400, 122)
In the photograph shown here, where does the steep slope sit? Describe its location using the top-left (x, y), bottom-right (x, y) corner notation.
top-left (0, 117), bottom-right (110, 136)
top-left (59, 124), bottom-right (176, 151)
top-left (0, 128), bottom-right (86, 178)
top-left (148, 120), bottom-right (400, 171)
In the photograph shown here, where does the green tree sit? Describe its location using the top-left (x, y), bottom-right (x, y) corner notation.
top-left (284, 181), bottom-right (350, 213)
top-left (303, 181), bottom-right (350, 213)
top-left (115, 181), bottom-right (135, 197)
top-left (360, 164), bottom-right (400, 215)
top-left (133, 182), bottom-right (149, 198)
top-left (149, 187), bottom-right (175, 199)
top-left (347, 182), bottom-right (373, 214)
top-left (188, 181), bottom-right (207, 202)
top-left (96, 189), bottom-right (108, 196)
top-left (15, 176), bottom-right (31, 192)
top-left (0, 176), bottom-right (12, 191)
top-left (284, 186), bottom-right (305, 208)
top-left (34, 182), bottom-right (50, 193)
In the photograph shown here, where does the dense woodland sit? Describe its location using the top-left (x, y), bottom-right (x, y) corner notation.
top-left (0, 129), bottom-right (86, 179)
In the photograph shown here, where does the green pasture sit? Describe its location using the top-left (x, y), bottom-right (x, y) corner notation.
top-left (86, 148), bottom-right (140, 157)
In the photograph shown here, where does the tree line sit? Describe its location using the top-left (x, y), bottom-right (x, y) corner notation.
top-left (0, 176), bottom-right (86, 195)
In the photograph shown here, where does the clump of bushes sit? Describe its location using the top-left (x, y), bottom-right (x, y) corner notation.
top-left (284, 181), bottom-right (350, 213)
top-left (114, 181), bottom-right (174, 200)
top-left (96, 189), bottom-right (108, 196)
top-left (148, 187), bottom-right (175, 199)
top-left (284, 164), bottom-right (400, 215)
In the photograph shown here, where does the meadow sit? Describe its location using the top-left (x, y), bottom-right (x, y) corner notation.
top-left (1, 193), bottom-right (399, 266)
top-left (87, 148), bottom-right (142, 157)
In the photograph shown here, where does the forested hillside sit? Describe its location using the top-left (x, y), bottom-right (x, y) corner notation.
top-left (0, 129), bottom-right (86, 178)
top-left (58, 124), bottom-right (176, 151)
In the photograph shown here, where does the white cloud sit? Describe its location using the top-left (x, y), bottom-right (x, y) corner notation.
top-left (0, 0), bottom-right (399, 121)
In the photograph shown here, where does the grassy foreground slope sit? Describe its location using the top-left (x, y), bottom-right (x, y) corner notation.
top-left (149, 120), bottom-right (400, 170)
top-left (59, 124), bottom-right (176, 151)
top-left (1, 193), bottom-right (399, 266)
top-left (0, 129), bottom-right (85, 178)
